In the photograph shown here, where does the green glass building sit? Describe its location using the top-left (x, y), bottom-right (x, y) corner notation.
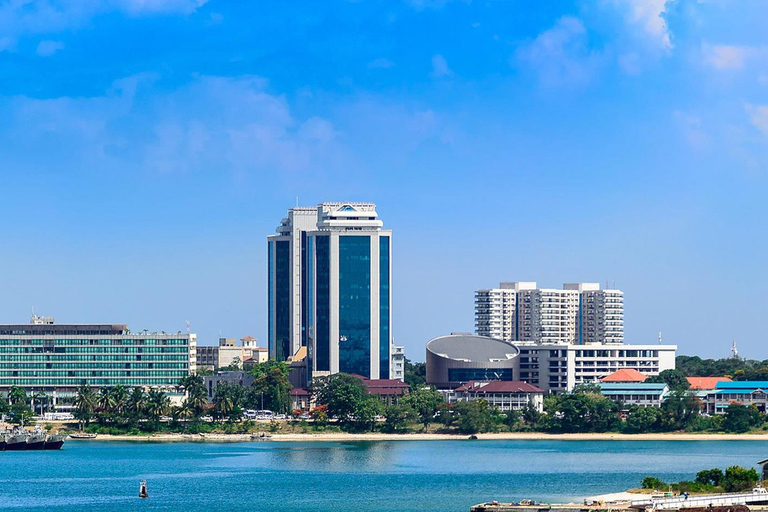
top-left (0, 319), bottom-right (196, 405)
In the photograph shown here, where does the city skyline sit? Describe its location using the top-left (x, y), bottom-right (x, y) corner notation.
top-left (1, 1), bottom-right (767, 359)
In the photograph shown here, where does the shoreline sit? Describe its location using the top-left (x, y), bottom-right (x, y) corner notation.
top-left (66, 431), bottom-right (768, 442)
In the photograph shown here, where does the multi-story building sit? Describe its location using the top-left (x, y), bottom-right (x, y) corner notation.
top-left (391, 345), bottom-right (405, 382)
top-left (0, 316), bottom-right (196, 409)
top-left (196, 336), bottom-right (267, 371)
top-left (475, 282), bottom-right (624, 344)
top-left (267, 207), bottom-right (318, 362)
top-left (268, 202), bottom-right (394, 381)
top-left (425, 333), bottom-right (676, 394)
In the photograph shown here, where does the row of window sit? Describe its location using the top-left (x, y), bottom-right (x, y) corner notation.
top-left (0, 338), bottom-right (189, 345)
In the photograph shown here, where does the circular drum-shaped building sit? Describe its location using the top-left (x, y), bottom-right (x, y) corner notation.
top-left (425, 333), bottom-right (520, 389)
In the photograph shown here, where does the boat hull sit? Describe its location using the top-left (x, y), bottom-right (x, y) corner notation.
top-left (26, 440), bottom-right (45, 450)
top-left (43, 440), bottom-right (64, 450)
top-left (5, 441), bottom-right (27, 451)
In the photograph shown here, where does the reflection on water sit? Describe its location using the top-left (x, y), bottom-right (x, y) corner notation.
top-left (3, 440), bottom-right (767, 512)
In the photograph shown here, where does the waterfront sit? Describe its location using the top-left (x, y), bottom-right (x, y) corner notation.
top-left (2, 440), bottom-right (768, 511)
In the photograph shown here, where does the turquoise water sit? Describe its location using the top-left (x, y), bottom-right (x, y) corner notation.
top-left (1, 440), bottom-right (767, 511)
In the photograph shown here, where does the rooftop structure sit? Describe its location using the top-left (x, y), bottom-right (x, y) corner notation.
top-left (426, 333), bottom-right (520, 389)
top-left (687, 376), bottom-right (732, 390)
top-left (599, 382), bottom-right (669, 408)
top-left (446, 380), bottom-right (545, 412)
top-left (600, 368), bottom-right (648, 383)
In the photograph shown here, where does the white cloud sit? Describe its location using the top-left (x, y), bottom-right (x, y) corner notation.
top-left (703, 44), bottom-right (750, 70)
top-left (746, 104), bottom-right (768, 137)
top-left (367, 58), bottom-right (394, 69)
top-left (0, 0), bottom-right (208, 51)
top-left (621, 0), bottom-right (672, 50)
top-left (515, 16), bottom-right (603, 87)
top-left (430, 54), bottom-right (453, 78)
top-left (36, 39), bottom-right (64, 57)
top-left (2, 74), bottom-right (344, 177)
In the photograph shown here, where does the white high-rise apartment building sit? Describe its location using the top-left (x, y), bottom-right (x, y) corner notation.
top-left (475, 282), bottom-right (624, 344)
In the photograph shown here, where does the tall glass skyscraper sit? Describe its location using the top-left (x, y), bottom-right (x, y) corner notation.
top-left (268, 203), bottom-right (393, 380)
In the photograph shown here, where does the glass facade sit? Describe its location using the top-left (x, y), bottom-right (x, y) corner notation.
top-left (314, 235), bottom-right (330, 371)
top-left (448, 368), bottom-right (514, 382)
top-left (267, 240), bottom-right (274, 357)
top-left (379, 236), bottom-right (390, 379)
top-left (338, 236), bottom-right (371, 377)
top-left (301, 232), bottom-right (308, 347)
top-left (0, 336), bottom-right (191, 388)
top-left (274, 240), bottom-right (291, 361)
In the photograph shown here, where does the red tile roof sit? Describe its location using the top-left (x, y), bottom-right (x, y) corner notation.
top-left (601, 369), bottom-right (648, 383)
top-left (687, 376), bottom-right (732, 390)
top-left (290, 388), bottom-right (311, 396)
top-left (455, 380), bottom-right (544, 394)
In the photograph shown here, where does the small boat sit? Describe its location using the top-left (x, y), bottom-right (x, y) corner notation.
top-left (69, 433), bottom-right (97, 439)
top-left (44, 434), bottom-right (66, 450)
top-left (26, 427), bottom-right (46, 450)
top-left (139, 480), bottom-right (148, 498)
top-left (6, 427), bottom-right (27, 451)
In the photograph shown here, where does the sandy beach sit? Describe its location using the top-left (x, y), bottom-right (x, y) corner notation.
top-left (66, 431), bottom-right (768, 442)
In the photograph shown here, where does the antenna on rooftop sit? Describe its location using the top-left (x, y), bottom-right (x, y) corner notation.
top-left (658, 331), bottom-right (662, 344)
top-left (186, 320), bottom-right (191, 335)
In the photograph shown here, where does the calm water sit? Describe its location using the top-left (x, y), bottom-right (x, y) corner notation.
top-left (1, 440), bottom-right (767, 511)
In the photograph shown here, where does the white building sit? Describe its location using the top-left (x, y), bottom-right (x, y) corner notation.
top-left (516, 342), bottom-right (676, 393)
top-left (475, 282), bottom-right (624, 345)
top-left (391, 345), bottom-right (405, 382)
top-left (268, 202), bottom-right (395, 381)
top-left (196, 337), bottom-right (267, 371)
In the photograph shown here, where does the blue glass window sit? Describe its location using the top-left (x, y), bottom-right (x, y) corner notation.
top-left (314, 235), bottom-right (330, 371)
top-left (267, 241), bottom-right (274, 357)
top-left (379, 236), bottom-right (390, 379)
top-left (275, 240), bottom-right (290, 361)
top-left (448, 368), bottom-right (514, 382)
top-left (338, 236), bottom-right (371, 377)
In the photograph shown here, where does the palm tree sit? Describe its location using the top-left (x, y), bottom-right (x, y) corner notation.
top-left (145, 389), bottom-right (170, 424)
top-left (111, 385), bottom-right (128, 419)
top-left (127, 387), bottom-right (146, 424)
top-left (74, 384), bottom-right (97, 430)
top-left (8, 386), bottom-right (26, 406)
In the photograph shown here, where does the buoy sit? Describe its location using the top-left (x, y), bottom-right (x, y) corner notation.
top-left (139, 480), bottom-right (148, 498)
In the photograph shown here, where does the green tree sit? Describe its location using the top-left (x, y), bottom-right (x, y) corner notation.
top-left (126, 387), bottom-right (146, 424)
top-left (213, 383), bottom-right (244, 422)
top-left (73, 384), bottom-right (97, 429)
top-left (722, 466), bottom-right (760, 492)
top-left (647, 369), bottom-right (690, 391)
top-left (452, 400), bottom-right (495, 434)
top-left (695, 468), bottom-right (724, 487)
top-left (543, 388), bottom-right (620, 433)
top-left (249, 362), bottom-right (292, 414)
top-left (401, 386), bottom-right (444, 429)
top-left (310, 373), bottom-right (368, 422)
top-left (642, 476), bottom-right (667, 490)
top-left (383, 404), bottom-right (417, 433)
top-left (722, 403), bottom-right (763, 433)
top-left (624, 406), bottom-right (664, 433)
top-left (180, 374), bottom-right (208, 418)
top-left (403, 358), bottom-right (426, 389)
top-left (145, 389), bottom-right (171, 425)
top-left (661, 391), bottom-right (701, 430)
top-left (352, 396), bottom-right (384, 432)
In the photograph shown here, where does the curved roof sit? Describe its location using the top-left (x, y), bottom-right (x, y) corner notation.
top-left (426, 334), bottom-right (519, 363)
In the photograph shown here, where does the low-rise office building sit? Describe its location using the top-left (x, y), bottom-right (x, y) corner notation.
top-left (197, 336), bottom-right (267, 371)
top-left (0, 316), bottom-right (196, 409)
top-left (598, 382), bottom-right (670, 408)
top-left (702, 381), bottom-right (768, 415)
top-left (445, 380), bottom-right (545, 412)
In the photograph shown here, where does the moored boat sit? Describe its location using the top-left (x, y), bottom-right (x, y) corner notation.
top-left (5, 427), bottom-right (27, 451)
top-left (69, 433), bottom-right (97, 439)
top-left (44, 434), bottom-right (66, 450)
top-left (26, 427), bottom-right (46, 450)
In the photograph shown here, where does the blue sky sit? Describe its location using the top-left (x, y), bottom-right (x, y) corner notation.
top-left (1, 0), bottom-right (767, 359)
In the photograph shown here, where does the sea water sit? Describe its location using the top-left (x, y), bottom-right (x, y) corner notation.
top-left (1, 440), bottom-right (767, 511)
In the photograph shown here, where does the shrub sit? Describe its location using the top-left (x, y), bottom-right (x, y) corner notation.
top-left (642, 476), bottom-right (667, 490)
